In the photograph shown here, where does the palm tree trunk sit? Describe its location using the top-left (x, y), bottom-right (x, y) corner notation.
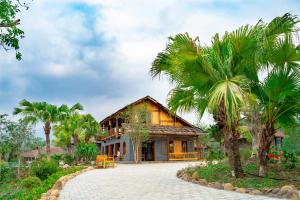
top-left (216, 103), bottom-right (244, 178)
top-left (44, 121), bottom-right (51, 159)
top-left (258, 123), bottom-right (274, 177)
top-left (224, 129), bottom-right (244, 178)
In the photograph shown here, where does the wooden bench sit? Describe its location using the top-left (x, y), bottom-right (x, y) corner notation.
top-left (96, 155), bottom-right (115, 168)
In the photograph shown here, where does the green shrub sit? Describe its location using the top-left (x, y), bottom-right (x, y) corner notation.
top-left (51, 154), bottom-right (63, 163)
top-left (282, 150), bottom-right (299, 169)
top-left (21, 176), bottom-right (42, 189)
top-left (75, 143), bottom-right (98, 162)
top-left (64, 153), bottom-right (75, 165)
top-left (31, 160), bottom-right (58, 180)
top-left (0, 161), bottom-right (10, 182)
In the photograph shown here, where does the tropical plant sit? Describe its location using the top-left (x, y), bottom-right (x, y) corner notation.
top-left (81, 114), bottom-right (102, 143)
top-left (75, 143), bottom-right (98, 162)
top-left (13, 100), bottom-right (83, 158)
top-left (150, 13), bottom-right (300, 177)
top-left (31, 159), bottom-right (58, 180)
top-left (53, 113), bottom-right (84, 153)
top-left (150, 30), bottom-right (260, 177)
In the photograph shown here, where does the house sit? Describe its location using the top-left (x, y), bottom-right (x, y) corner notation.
top-left (97, 96), bottom-right (205, 161)
top-left (21, 147), bottom-right (65, 161)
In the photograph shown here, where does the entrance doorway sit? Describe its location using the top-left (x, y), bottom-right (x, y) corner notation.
top-left (142, 142), bottom-right (155, 161)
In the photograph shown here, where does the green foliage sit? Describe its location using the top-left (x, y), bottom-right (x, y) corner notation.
top-left (0, 166), bottom-right (84, 200)
top-left (196, 162), bottom-right (288, 189)
top-left (206, 149), bottom-right (224, 163)
top-left (63, 153), bottom-right (76, 165)
top-left (50, 154), bottom-right (63, 163)
top-left (31, 160), bottom-right (58, 180)
top-left (282, 150), bottom-right (299, 169)
top-left (0, 161), bottom-right (10, 182)
top-left (0, 0), bottom-right (27, 60)
top-left (21, 176), bottom-right (41, 189)
top-left (75, 143), bottom-right (98, 162)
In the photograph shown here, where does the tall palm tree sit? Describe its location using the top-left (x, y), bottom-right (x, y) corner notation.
top-left (13, 100), bottom-right (83, 158)
top-left (253, 16), bottom-right (300, 176)
top-left (150, 13), bottom-right (298, 178)
top-left (151, 29), bottom-right (260, 177)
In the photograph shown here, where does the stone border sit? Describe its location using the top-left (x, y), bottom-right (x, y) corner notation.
top-left (40, 166), bottom-right (94, 200)
top-left (177, 167), bottom-right (299, 200)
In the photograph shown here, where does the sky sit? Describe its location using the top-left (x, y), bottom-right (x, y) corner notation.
top-left (1, 0), bottom-right (300, 138)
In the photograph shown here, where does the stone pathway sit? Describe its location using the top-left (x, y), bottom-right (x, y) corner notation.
top-left (59, 162), bottom-right (284, 200)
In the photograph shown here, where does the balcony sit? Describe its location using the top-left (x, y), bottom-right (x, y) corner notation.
top-left (168, 152), bottom-right (199, 161)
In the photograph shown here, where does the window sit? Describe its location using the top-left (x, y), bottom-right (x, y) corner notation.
top-left (169, 141), bottom-right (174, 153)
top-left (122, 142), bottom-right (126, 156)
top-left (182, 141), bottom-right (187, 152)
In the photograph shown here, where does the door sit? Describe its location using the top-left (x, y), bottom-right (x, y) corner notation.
top-left (142, 142), bottom-right (155, 161)
top-left (174, 140), bottom-right (182, 153)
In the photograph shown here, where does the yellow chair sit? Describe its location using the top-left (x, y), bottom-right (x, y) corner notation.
top-left (96, 155), bottom-right (115, 168)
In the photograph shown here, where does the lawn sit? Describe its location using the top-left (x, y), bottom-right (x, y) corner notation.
top-left (0, 166), bottom-right (85, 200)
top-left (189, 162), bottom-right (300, 190)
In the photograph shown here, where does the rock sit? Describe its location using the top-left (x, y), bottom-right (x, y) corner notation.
top-left (236, 188), bottom-right (247, 193)
top-left (251, 189), bottom-right (262, 195)
top-left (223, 183), bottom-right (234, 191)
top-left (212, 182), bottom-right (223, 190)
top-left (198, 179), bottom-right (208, 185)
top-left (50, 189), bottom-right (59, 197)
top-left (59, 160), bottom-right (64, 166)
top-left (280, 185), bottom-right (297, 193)
top-left (291, 192), bottom-right (299, 200)
top-left (47, 196), bottom-right (58, 200)
top-left (62, 164), bottom-right (70, 169)
top-left (271, 188), bottom-right (280, 194)
top-left (192, 171), bottom-right (199, 180)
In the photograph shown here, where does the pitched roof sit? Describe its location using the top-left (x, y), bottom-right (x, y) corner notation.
top-left (20, 147), bottom-right (65, 158)
top-left (100, 95), bottom-right (199, 129)
top-left (150, 125), bottom-right (204, 136)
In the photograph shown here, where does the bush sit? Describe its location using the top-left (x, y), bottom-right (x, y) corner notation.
top-left (31, 160), bottom-right (58, 180)
top-left (0, 161), bottom-right (10, 182)
top-left (282, 150), bottom-right (299, 169)
top-left (51, 154), bottom-right (63, 163)
top-left (64, 153), bottom-right (75, 165)
top-left (75, 143), bottom-right (98, 162)
top-left (21, 176), bottom-right (41, 189)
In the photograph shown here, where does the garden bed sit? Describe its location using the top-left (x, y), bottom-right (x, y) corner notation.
top-left (0, 166), bottom-right (86, 200)
top-left (177, 162), bottom-right (300, 199)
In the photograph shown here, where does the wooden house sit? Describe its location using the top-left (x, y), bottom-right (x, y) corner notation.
top-left (97, 96), bottom-right (205, 161)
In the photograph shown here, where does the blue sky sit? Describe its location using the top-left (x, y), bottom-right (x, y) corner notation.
top-left (1, 0), bottom-right (300, 138)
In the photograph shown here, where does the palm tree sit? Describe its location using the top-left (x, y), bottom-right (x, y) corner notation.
top-left (254, 16), bottom-right (300, 176)
top-left (81, 114), bottom-right (101, 143)
top-left (151, 30), bottom-right (261, 177)
top-left (13, 100), bottom-right (83, 158)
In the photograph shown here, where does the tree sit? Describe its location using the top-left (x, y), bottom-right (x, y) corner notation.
top-left (0, 114), bottom-right (35, 177)
top-left (122, 104), bottom-right (150, 163)
top-left (13, 100), bottom-right (83, 158)
top-left (250, 14), bottom-right (300, 176)
top-left (0, 0), bottom-right (29, 60)
top-left (53, 113), bottom-right (85, 153)
top-left (81, 114), bottom-right (101, 143)
top-left (150, 30), bottom-right (261, 177)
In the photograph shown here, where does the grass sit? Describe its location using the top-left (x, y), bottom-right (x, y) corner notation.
top-left (0, 166), bottom-right (85, 200)
top-left (194, 162), bottom-right (300, 190)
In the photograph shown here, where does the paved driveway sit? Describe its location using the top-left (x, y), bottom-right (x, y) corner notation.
top-left (59, 162), bottom-right (282, 200)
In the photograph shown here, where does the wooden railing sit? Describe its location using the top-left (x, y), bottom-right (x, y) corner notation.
top-left (168, 152), bottom-right (199, 161)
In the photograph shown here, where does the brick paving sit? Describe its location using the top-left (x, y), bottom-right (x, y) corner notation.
top-left (59, 162), bottom-right (284, 200)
